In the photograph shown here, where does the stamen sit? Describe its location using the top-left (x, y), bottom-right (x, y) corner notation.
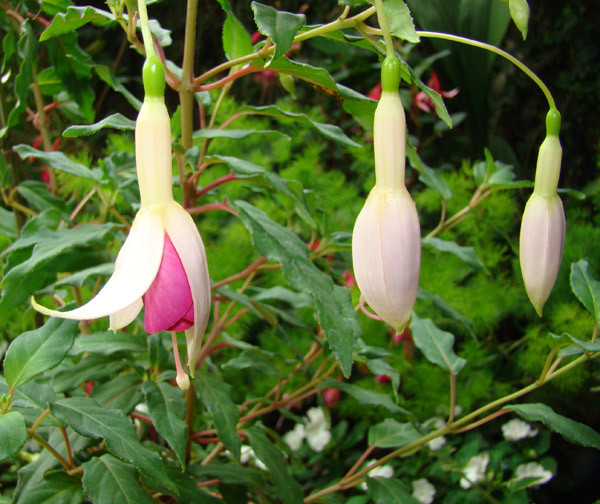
top-left (171, 331), bottom-right (190, 390)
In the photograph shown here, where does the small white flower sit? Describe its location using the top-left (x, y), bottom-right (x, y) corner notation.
top-left (460, 453), bottom-right (490, 489)
top-left (305, 407), bottom-right (331, 452)
top-left (283, 423), bottom-right (306, 452)
top-left (240, 445), bottom-right (267, 471)
top-left (502, 419), bottom-right (538, 441)
top-left (425, 417), bottom-right (446, 451)
top-left (360, 459), bottom-right (394, 490)
top-left (514, 462), bottom-right (553, 486)
top-left (412, 478), bottom-right (436, 504)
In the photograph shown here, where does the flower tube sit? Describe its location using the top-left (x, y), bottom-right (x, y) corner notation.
top-left (519, 109), bottom-right (565, 316)
top-left (352, 56), bottom-right (421, 332)
top-left (33, 55), bottom-right (211, 389)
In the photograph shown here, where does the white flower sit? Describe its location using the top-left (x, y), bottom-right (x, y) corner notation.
top-left (360, 459), bottom-right (394, 490)
top-left (305, 407), bottom-right (331, 452)
top-left (283, 423), bottom-right (306, 452)
top-left (514, 462), bottom-right (553, 486)
top-left (460, 453), bottom-right (490, 489)
top-left (425, 417), bottom-right (447, 451)
top-left (240, 445), bottom-right (267, 471)
top-left (502, 419), bottom-right (538, 441)
top-left (412, 478), bottom-right (436, 504)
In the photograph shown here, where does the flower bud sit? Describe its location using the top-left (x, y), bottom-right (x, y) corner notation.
top-left (519, 109), bottom-right (565, 316)
top-left (352, 63), bottom-right (421, 332)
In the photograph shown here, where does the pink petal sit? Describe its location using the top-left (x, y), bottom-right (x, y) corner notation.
top-left (143, 233), bottom-right (194, 333)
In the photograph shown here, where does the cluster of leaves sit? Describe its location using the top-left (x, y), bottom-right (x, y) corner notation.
top-left (0, 0), bottom-right (599, 503)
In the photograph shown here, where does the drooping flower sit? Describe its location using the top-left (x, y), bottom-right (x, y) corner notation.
top-left (501, 418), bottom-right (538, 441)
top-left (412, 71), bottom-right (459, 114)
top-left (360, 459), bottom-right (394, 490)
top-left (352, 56), bottom-right (421, 333)
top-left (519, 108), bottom-right (565, 316)
top-left (412, 478), bottom-right (436, 504)
top-left (32, 55), bottom-right (211, 389)
top-left (513, 462), bottom-right (553, 486)
top-left (460, 453), bottom-right (490, 489)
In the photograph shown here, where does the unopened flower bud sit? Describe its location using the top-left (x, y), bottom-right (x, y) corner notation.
top-left (519, 109), bottom-right (565, 316)
top-left (352, 56), bottom-right (421, 333)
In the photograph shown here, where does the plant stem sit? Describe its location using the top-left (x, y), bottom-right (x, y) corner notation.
top-left (180, 0), bottom-right (199, 151)
top-left (448, 372), bottom-right (456, 423)
top-left (374, 0), bottom-right (394, 58)
top-left (185, 382), bottom-right (195, 464)
top-left (136, 0), bottom-right (154, 57)
top-left (29, 431), bottom-right (72, 471)
top-left (31, 67), bottom-right (57, 194)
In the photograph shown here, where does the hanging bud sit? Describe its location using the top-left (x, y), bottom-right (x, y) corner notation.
top-left (519, 109), bottom-right (565, 316)
top-left (352, 56), bottom-right (421, 333)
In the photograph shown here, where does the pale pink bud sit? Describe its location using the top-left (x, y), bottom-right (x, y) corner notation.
top-left (352, 91), bottom-right (421, 332)
top-left (519, 133), bottom-right (565, 316)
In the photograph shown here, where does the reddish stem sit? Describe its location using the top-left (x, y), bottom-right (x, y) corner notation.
top-left (212, 257), bottom-right (268, 290)
top-left (194, 66), bottom-right (264, 91)
top-left (130, 412), bottom-right (153, 424)
top-left (197, 479), bottom-right (221, 488)
top-left (187, 202), bottom-right (239, 216)
top-left (196, 173), bottom-right (238, 198)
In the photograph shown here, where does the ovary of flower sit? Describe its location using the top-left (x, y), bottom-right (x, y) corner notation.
top-left (32, 95), bottom-right (211, 389)
top-left (519, 131), bottom-right (565, 317)
top-left (304, 407), bottom-right (331, 452)
top-left (412, 478), bottom-right (436, 504)
top-left (502, 418), bottom-right (538, 441)
top-left (514, 462), bottom-right (553, 486)
top-left (352, 91), bottom-right (421, 333)
top-left (460, 453), bottom-right (490, 489)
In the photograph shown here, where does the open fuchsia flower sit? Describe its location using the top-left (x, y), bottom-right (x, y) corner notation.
top-left (519, 109), bottom-right (565, 316)
top-left (33, 55), bottom-right (211, 390)
top-left (352, 56), bottom-right (421, 333)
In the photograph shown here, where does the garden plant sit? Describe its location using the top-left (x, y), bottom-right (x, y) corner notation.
top-left (0, 0), bottom-right (599, 503)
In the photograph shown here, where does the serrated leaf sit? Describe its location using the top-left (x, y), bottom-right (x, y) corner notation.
top-left (0, 412), bottom-right (27, 462)
top-left (320, 378), bottom-right (409, 415)
top-left (16, 181), bottom-right (70, 217)
top-left (18, 473), bottom-right (82, 504)
top-left (63, 113), bottom-right (136, 137)
top-left (14, 145), bottom-right (101, 180)
top-left (195, 372), bottom-right (241, 460)
top-left (3, 317), bottom-right (78, 389)
top-left (82, 454), bottom-right (152, 504)
top-left (216, 0), bottom-right (254, 60)
top-left (245, 425), bottom-right (303, 504)
top-left (262, 57), bottom-right (337, 90)
top-left (417, 288), bottom-right (475, 338)
top-left (53, 263), bottom-right (114, 288)
top-left (233, 201), bottom-right (359, 376)
top-left (90, 373), bottom-right (144, 413)
top-left (570, 260), bottom-right (600, 325)
top-left (94, 65), bottom-right (142, 111)
top-left (547, 332), bottom-right (600, 354)
top-left (506, 403), bottom-right (600, 450)
top-left (367, 476), bottom-right (420, 503)
top-left (380, 0), bottom-right (419, 43)
top-left (410, 313), bottom-right (466, 374)
top-left (422, 237), bottom-right (488, 273)
top-left (142, 381), bottom-right (187, 468)
top-left (70, 331), bottom-right (146, 356)
top-left (406, 144), bottom-right (452, 200)
top-left (51, 354), bottom-right (127, 394)
top-left (40, 6), bottom-right (115, 40)
top-left (251, 2), bottom-right (306, 61)
top-left (50, 397), bottom-right (176, 494)
top-left (223, 350), bottom-right (283, 376)
top-left (165, 465), bottom-right (223, 503)
top-left (368, 419), bottom-right (420, 448)
top-left (190, 463), bottom-right (264, 490)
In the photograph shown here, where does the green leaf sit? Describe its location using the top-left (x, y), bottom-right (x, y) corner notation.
top-left (190, 463), bottom-right (264, 490)
top-left (51, 354), bottom-right (127, 394)
top-left (70, 331), bottom-right (146, 356)
top-left (245, 425), bottom-right (303, 504)
top-left (223, 350), bottom-right (283, 377)
top-left (0, 207), bottom-right (18, 239)
top-left (195, 372), bottom-right (241, 460)
top-left (251, 2), bottom-right (306, 61)
top-left (422, 237), bottom-right (488, 273)
top-left (63, 113), bottom-right (136, 137)
top-left (506, 403), bottom-right (600, 450)
top-left (233, 201), bottom-right (359, 376)
top-left (50, 397), bottom-right (177, 494)
top-left (363, 358), bottom-right (400, 396)
top-left (165, 466), bottom-right (223, 503)
top-left (368, 419), bottom-right (421, 448)
top-left (239, 104), bottom-right (361, 147)
top-left (18, 473), bottom-right (83, 504)
top-left (90, 373), bottom-right (144, 413)
top-left (367, 477), bottom-right (420, 503)
top-left (417, 288), bottom-right (475, 338)
top-left (40, 6), bottom-right (115, 41)
top-left (82, 454), bottom-right (152, 504)
top-left (3, 317), bottom-right (78, 389)
top-left (14, 145), bottom-right (101, 181)
top-left (509, 0), bottom-right (530, 40)
top-left (0, 412), bottom-right (27, 462)
top-left (406, 144), bottom-right (452, 200)
top-left (262, 57), bottom-right (337, 90)
top-left (410, 313), bottom-right (466, 374)
top-left (320, 378), bottom-right (409, 415)
top-left (206, 154), bottom-right (315, 227)
top-left (53, 263), bottom-right (114, 288)
top-left (16, 181), bottom-right (70, 217)
top-left (216, 0), bottom-right (254, 60)
top-left (142, 381), bottom-right (187, 468)
top-left (380, 0), bottom-right (419, 43)
top-left (570, 260), bottom-right (600, 325)
top-left (94, 65), bottom-right (142, 111)
top-left (193, 128), bottom-right (289, 141)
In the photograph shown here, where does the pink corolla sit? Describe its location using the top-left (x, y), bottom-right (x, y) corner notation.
top-left (352, 57), bottom-right (421, 333)
top-left (519, 109), bottom-right (565, 316)
top-left (33, 56), bottom-right (210, 389)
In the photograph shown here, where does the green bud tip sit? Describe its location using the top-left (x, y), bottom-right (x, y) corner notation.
top-left (381, 55), bottom-right (401, 93)
top-left (143, 53), bottom-right (165, 98)
top-left (545, 108), bottom-right (561, 137)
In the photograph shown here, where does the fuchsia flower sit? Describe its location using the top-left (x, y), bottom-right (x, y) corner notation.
top-left (33, 56), bottom-right (211, 389)
top-left (413, 72), bottom-right (458, 114)
top-left (352, 57), bottom-right (421, 333)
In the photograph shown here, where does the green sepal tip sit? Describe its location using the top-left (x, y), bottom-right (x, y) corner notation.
top-left (381, 55), bottom-right (401, 93)
top-left (143, 53), bottom-right (166, 98)
top-left (545, 108), bottom-right (561, 137)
